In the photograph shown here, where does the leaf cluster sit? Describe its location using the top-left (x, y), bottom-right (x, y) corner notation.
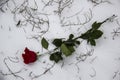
top-left (80, 22), bottom-right (103, 46)
top-left (41, 16), bottom-right (112, 63)
top-left (41, 34), bottom-right (80, 63)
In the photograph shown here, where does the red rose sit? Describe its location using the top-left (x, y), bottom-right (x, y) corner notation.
top-left (22, 47), bottom-right (37, 64)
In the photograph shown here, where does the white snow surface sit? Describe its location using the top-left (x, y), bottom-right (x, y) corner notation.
top-left (0, 0), bottom-right (120, 80)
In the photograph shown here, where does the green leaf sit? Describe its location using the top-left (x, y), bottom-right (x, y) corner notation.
top-left (69, 34), bottom-right (74, 40)
top-left (80, 30), bottom-right (91, 39)
top-left (52, 39), bottom-right (62, 47)
top-left (60, 43), bottom-right (74, 56)
top-left (92, 22), bottom-right (102, 30)
top-left (50, 52), bottom-right (63, 63)
top-left (75, 41), bottom-right (80, 45)
top-left (91, 30), bottom-right (103, 39)
top-left (89, 39), bottom-right (96, 46)
top-left (64, 40), bottom-right (75, 46)
top-left (67, 46), bottom-right (75, 53)
top-left (41, 38), bottom-right (49, 49)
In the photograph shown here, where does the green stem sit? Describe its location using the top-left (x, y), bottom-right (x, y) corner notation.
top-left (102, 14), bottom-right (116, 23)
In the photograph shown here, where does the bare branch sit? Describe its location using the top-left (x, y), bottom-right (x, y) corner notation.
top-left (6, 0), bottom-right (50, 38)
top-left (61, 9), bottom-right (93, 27)
top-left (75, 49), bottom-right (94, 64)
top-left (30, 62), bottom-right (55, 80)
top-left (0, 0), bottom-right (9, 12)
top-left (0, 58), bottom-right (25, 80)
top-left (89, 67), bottom-right (96, 78)
top-left (112, 20), bottom-right (120, 39)
top-left (88, 0), bottom-right (112, 6)
top-left (54, 0), bottom-right (73, 17)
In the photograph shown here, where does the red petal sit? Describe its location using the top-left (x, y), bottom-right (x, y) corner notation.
top-left (24, 47), bottom-right (29, 53)
top-left (24, 60), bottom-right (29, 64)
top-left (22, 53), bottom-right (30, 64)
top-left (22, 47), bottom-right (37, 64)
top-left (29, 51), bottom-right (37, 62)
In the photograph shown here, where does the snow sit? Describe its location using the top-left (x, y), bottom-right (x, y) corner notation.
top-left (0, 0), bottom-right (120, 80)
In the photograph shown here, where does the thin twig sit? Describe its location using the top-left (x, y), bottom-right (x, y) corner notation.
top-left (1, 58), bottom-right (24, 80)
top-left (30, 62), bottom-right (55, 80)
top-left (61, 9), bottom-right (93, 26)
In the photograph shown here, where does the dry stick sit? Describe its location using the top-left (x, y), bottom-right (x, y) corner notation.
top-left (54, 0), bottom-right (73, 22)
top-left (89, 67), bottom-right (96, 78)
top-left (2, 58), bottom-right (24, 80)
top-left (75, 63), bottom-right (80, 73)
top-left (112, 28), bottom-right (120, 40)
top-left (8, 56), bottom-right (19, 63)
top-left (26, 16), bottom-right (50, 40)
top-left (11, 0), bottom-right (28, 14)
top-left (0, 68), bottom-right (26, 76)
top-left (113, 70), bottom-right (119, 79)
top-left (0, 0), bottom-right (10, 12)
top-left (41, 0), bottom-right (54, 10)
top-left (61, 9), bottom-right (93, 26)
top-left (61, 62), bottom-right (64, 68)
top-left (67, 49), bottom-right (94, 74)
top-left (112, 20), bottom-right (120, 39)
top-left (7, 51), bottom-right (19, 63)
top-left (88, 0), bottom-right (111, 6)
top-left (74, 49), bottom-right (94, 73)
top-left (76, 49), bottom-right (94, 63)
top-left (76, 51), bottom-right (94, 63)
top-left (66, 8), bottom-right (84, 19)
top-left (89, 56), bottom-right (97, 63)
top-left (31, 62), bottom-right (55, 80)
top-left (9, 0), bottom-right (50, 39)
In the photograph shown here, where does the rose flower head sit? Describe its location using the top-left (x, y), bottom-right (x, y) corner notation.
top-left (22, 47), bottom-right (37, 64)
